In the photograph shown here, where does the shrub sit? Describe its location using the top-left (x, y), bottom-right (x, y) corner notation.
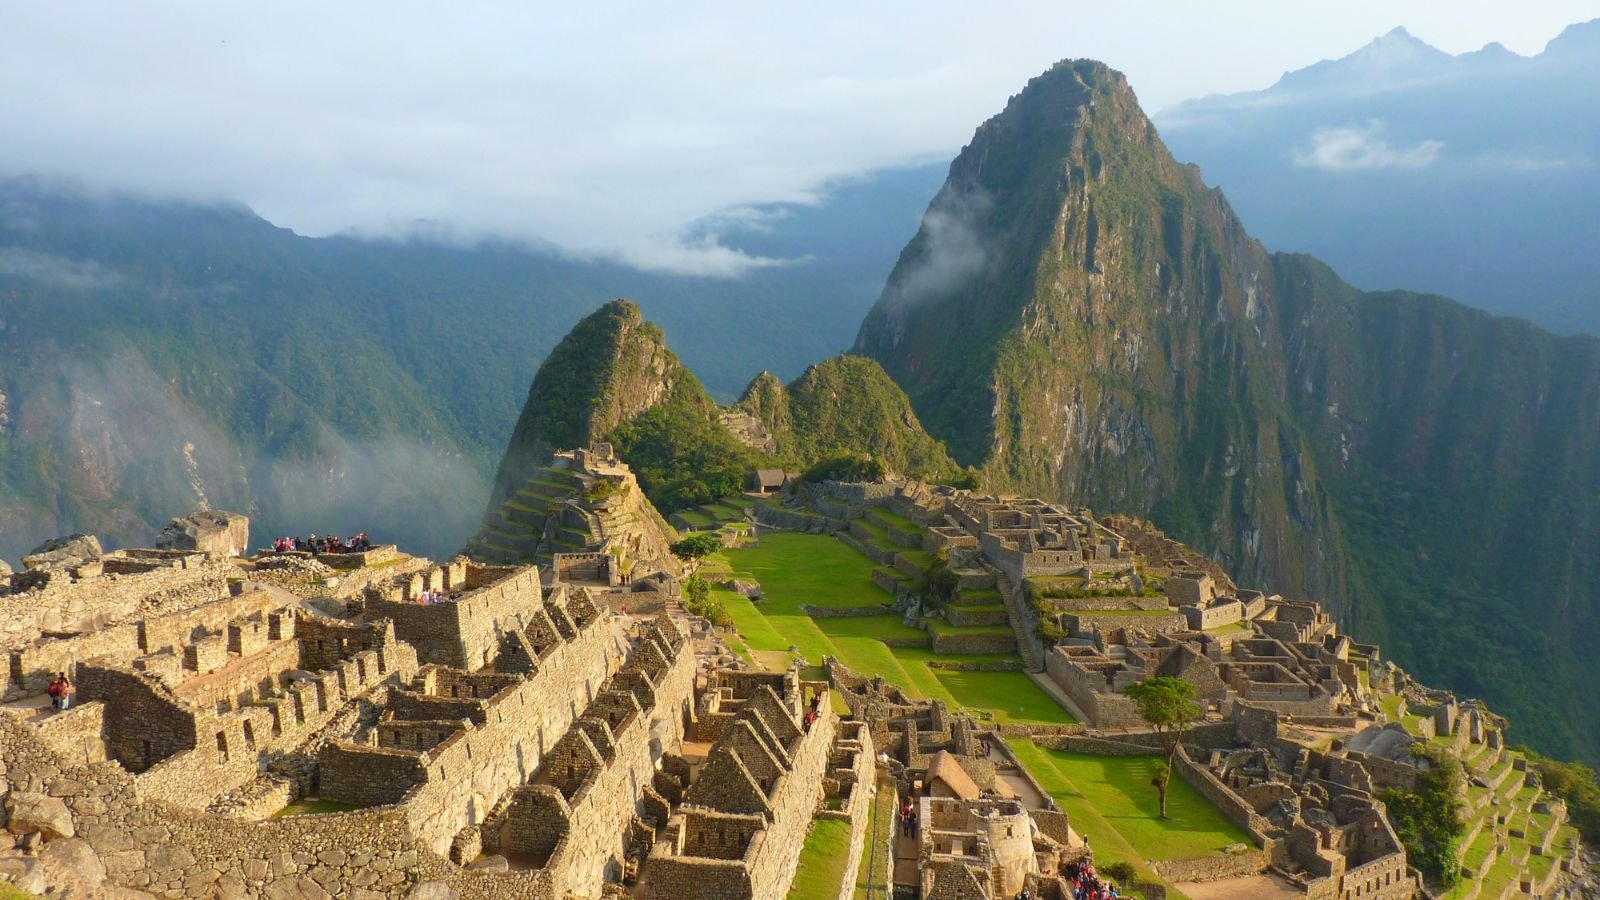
top-left (801, 450), bottom-right (887, 484)
top-left (1378, 752), bottom-right (1465, 889)
top-left (1520, 747), bottom-right (1600, 844)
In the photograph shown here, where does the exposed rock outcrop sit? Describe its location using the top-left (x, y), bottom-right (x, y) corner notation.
top-left (156, 509), bottom-right (250, 558)
top-left (22, 534), bottom-right (103, 572)
top-left (6, 791), bottom-right (75, 839)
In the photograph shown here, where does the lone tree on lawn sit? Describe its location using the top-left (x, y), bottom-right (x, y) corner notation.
top-left (670, 532), bottom-right (723, 573)
top-left (1126, 675), bottom-right (1203, 819)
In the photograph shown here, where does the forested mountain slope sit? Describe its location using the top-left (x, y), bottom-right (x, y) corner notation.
top-left (857, 60), bottom-right (1600, 762)
top-left (0, 166), bottom-right (941, 560)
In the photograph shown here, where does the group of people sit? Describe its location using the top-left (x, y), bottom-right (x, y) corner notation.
top-left (46, 672), bottom-right (75, 711)
top-left (1057, 859), bottom-right (1121, 900)
top-left (899, 799), bottom-right (920, 838)
top-left (414, 589), bottom-right (463, 605)
top-left (802, 691), bottom-right (824, 730)
top-left (271, 532), bottom-right (372, 554)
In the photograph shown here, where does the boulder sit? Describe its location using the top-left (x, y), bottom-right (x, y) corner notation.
top-left (156, 510), bottom-right (250, 558)
top-left (406, 881), bottom-right (459, 900)
top-left (39, 836), bottom-right (106, 887)
top-left (22, 534), bottom-right (102, 572)
top-left (5, 791), bottom-right (74, 839)
top-left (0, 856), bottom-right (46, 895)
top-left (721, 578), bottom-right (763, 599)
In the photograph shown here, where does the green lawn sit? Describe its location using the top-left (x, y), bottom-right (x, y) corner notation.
top-left (933, 670), bottom-right (1076, 725)
top-left (676, 510), bottom-right (715, 529)
top-left (867, 507), bottom-right (921, 531)
top-left (787, 816), bottom-right (856, 899)
top-left (1007, 740), bottom-right (1249, 863)
top-left (854, 781), bottom-right (896, 900)
top-left (710, 532), bottom-right (893, 612)
top-left (711, 533), bottom-right (1074, 725)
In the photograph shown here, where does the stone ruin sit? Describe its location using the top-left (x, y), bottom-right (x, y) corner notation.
top-left (0, 492), bottom-right (893, 899)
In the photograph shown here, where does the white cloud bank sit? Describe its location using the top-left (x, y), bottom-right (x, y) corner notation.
top-left (0, 3), bottom-right (1587, 273)
top-left (1294, 121), bottom-right (1444, 171)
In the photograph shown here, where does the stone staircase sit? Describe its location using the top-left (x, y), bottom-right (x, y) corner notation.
top-left (993, 569), bottom-right (1043, 672)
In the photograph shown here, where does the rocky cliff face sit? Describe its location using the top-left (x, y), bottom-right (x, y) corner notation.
top-left (487, 300), bottom-right (693, 508)
top-left (857, 60), bottom-right (1600, 761)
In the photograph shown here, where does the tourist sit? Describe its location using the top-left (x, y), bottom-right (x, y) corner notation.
top-left (47, 672), bottom-right (73, 711)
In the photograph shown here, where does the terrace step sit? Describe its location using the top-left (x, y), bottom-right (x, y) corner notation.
top-left (993, 568), bottom-right (1042, 672)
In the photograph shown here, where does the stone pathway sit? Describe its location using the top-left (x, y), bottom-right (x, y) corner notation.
top-left (891, 826), bottom-right (919, 890)
top-left (992, 569), bottom-right (1042, 672)
top-left (0, 693), bottom-right (56, 723)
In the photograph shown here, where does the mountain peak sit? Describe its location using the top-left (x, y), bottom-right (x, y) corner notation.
top-left (1271, 26), bottom-right (1453, 93)
top-left (486, 298), bottom-right (693, 505)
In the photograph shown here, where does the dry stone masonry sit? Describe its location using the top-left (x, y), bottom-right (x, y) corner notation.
top-left (0, 464), bottom-right (1589, 899)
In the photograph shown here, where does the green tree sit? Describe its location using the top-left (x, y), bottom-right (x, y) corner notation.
top-left (1379, 752), bottom-right (1465, 889)
top-left (670, 533), bottom-right (723, 571)
top-left (1125, 676), bottom-right (1202, 818)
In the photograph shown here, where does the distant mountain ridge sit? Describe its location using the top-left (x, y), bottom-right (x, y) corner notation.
top-left (0, 167), bottom-right (944, 562)
top-left (857, 59), bottom-right (1600, 763)
top-left (1156, 19), bottom-right (1600, 338)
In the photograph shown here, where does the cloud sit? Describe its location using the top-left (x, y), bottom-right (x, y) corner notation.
top-left (0, 248), bottom-right (123, 289)
top-left (1293, 121), bottom-right (1444, 171)
top-left (883, 187), bottom-right (992, 309)
top-left (0, 5), bottom-right (1586, 272)
top-left (256, 427), bottom-right (487, 562)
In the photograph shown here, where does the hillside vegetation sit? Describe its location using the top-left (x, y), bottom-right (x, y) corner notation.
top-left (857, 59), bottom-right (1600, 763)
top-left (478, 302), bottom-right (963, 534)
top-left (0, 167), bottom-right (941, 560)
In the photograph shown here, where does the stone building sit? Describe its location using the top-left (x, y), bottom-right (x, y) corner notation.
top-left (637, 669), bottom-right (844, 900)
top-left (1043, 596), bottom-right (1363, 729)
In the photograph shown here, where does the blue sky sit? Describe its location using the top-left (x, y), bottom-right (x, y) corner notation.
top-left (1, 1), bottom-right (1595, 273)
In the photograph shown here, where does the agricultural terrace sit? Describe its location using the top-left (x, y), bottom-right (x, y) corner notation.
top-left (698, 530), bottom-right (1074, 727)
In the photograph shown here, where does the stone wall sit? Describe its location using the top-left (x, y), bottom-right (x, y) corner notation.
top-left (820, 723), bottom-right (876, 900)
top-left (1064, 610), bottom-right (1189, 636)
top-left (74, 613), bottom-right (417, 807)
top-left (321, 602), bottom-right (623, 856)
top-left (0, 713), bottom-right (564, 899)
top-left (32, 700), bottom-right (109, 766)
top-left (3, 573), bottom-right (270, 697)
top-left (641, 681), bottom-right (839, 899)
top-left (364, 565), bottom-right (539, 670)
top-left (0, 559), bottom-right (236, 656)
top-left (504, 618), bottom-right (695, 897)
top-left (752, 502), bottom-right (840, 535)
top-left (1172, 745), bottom-right (1276, 846)
top-left (1180, 600), bottom-right (1243, 631)
top-left (1043, 649), bottom-right (1143, 729)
